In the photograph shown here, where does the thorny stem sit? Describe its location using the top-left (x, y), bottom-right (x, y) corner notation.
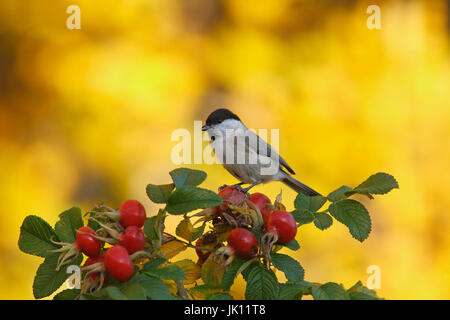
top-left (176, 280), bottom-right (189, 300)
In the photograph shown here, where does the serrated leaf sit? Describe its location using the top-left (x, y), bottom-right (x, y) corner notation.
top-left (161, 238), bottom-right (187, 259)
top-left (54, 207), bottom-right (84, 243)
top-left (191, 223), bottom-right (206, 242)
top-left (294, 194), bottom-right (327, 212)
top-left (53, 289), bottom-right (80, 300)
top-left (143, 216), bottom-right (160, 241)
top-left (175, 218), bottom-right (205, 243)
top-left (146, 183), bottom-right (175, 204)
top-left (245, 263), bottom-right (279, 300)
top-left (206, 292), bottom-right (234, 300)
top-left (346, 172), bottom-right (399, 198)
top-left (329, 199), bottom-right (372, 242)
top-left (176, 218), bottom-right (194, 241)
top-left (18, 215), bottom-right (59, 258)
top-left (277, 283), bottom-right (304, 300)
top-left (347, 280), bottom-right (382, 300)
top-left (271, 253), bottom-right (304, 281)
top-left (134, 274), bottom-right (174, 300)
top-left (283, 239), bottom-right (300, 251)
top-left (313, 212), bottom-right (333, 230)
top-left (167, 186), bottom-right (222, 215)
top-left (241, 261), bottom-right (259, 281)
top-left (189, 284), bottom-right (222, 300)
top-left (33, 253), bottom-right (83, 299)
top-left (144, 264), bottom-right (186, 281)
top-left (222, 259), bottom-right (244, 291)
top-left (201, 258), bottom-right (225, 287)
top-left (327, 185), bottom-right (352, 202)
top-left (121, 283), bottom-right (146, 300)
top-left (106, 286), bottom-right (128, 300)
top-left (311, 282), bottom-right (350, 300)
top-left (143, 257), bottom-right (166, 271)
top-left (174, 259), bottom-right (201, 285)
top-left (291, 209), bottom-right (314, 224)
top-left (169, 168), bottom-right (207, 188)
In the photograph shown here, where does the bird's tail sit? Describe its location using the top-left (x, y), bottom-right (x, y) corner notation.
top-left (282, 174), bottom-right (321, 196)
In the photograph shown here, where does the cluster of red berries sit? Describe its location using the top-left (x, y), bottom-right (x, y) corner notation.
top-left (52, 200), bottom-right (148, 292)
top-left (196, 186), bottom-right (297, 263)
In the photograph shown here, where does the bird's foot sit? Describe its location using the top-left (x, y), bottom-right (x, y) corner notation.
top-left (219, 182), bottom-right (244, 192)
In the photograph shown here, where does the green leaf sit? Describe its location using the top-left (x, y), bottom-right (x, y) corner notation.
top-left (143, 258), bottom-right (167, 271)
top-left (311, 282), bottom-right (350, 300)
top-left (143, 216), bottom-right (160, 241)
top-left (134, 274), bottom-right (174, 300)
top-left (53, 289), bottom-right (80, 300)
top-left (294, 194), bottom-right (327, 212)
top-left (144, 264), bottom-right (185, 281)
top-left (313, 212), bottom-right (333, 230)
top-left (327, 185), bottom-right (352, 202)
top-left (271, 253), bottom-right (304, 281)
top-left (106, 286), bottom-right (128, 300)
top-left (175, 218), bottom-right (205, 242)
top-left (146, 183), bottom-right (175, 204)
top-left (291, 209), bottom-right (314, 224)
top-left (222, 259), bottom-right (244, 291)
top-left (201, 259), bottom-right (225, 287)
top-left (283, 239), bottom-right (300, 251)
top-left (169, 168), bottom-right (207, 188)
top-left (206, 292), bottom-right (234, 300)
top-left (241, 261), bottom-right (259, 281)
top-left (33, 253), bottom-right (83, 299)
top-left (277, 283), bottom-right (305, 300)
top-left (175, 218), bottom-right (192, 241)
top-left (166, 186), bottom-right (222, 215)
top-left (245, 263), bottom-right (279, 300)
top-left (18, 215), bottom-right (59, 258)
top-left (122, 283), bottom-right (147, 300)
top-left (54, 207), bottom-right (84, 243)
top-left (189, 284), bottom-right (222, 300)
top-left (346, 172), bottom-right (399, 198)
top-left (191, 223), bottom-right (206, 242)
top-left (329, 199), bottom-right (372, 242)
top-left (347, 281), bottom-right (382, 300)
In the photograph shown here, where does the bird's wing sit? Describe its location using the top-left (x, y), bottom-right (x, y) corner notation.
top-left (244, 129), bottom-right (296, 175)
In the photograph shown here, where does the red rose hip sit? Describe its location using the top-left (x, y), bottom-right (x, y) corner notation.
top-left (266, 210), bottom-right (297, 244)
top-left (118, 226), bottom-right (146, 254)
top-left (104, 245), bottom-right (135, 282)
top-left (118, 200), bottom-right (146, 228)
top-left (227, 228), bottom-right (258, 260)
top-left (250, 193), bottom-right (272, 224)
top-left (76, 226), bottom-right (102, 258)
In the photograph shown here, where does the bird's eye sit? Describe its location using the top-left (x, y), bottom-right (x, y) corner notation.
top-left (211, 136), bottom-right (215, 142)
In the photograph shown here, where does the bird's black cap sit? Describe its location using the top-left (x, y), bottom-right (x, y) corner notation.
top-left (205, 108), bottom-right (240, 127)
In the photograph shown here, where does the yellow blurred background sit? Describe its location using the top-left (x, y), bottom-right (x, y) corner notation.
top-left (0, 0), bottom-right (449, 299)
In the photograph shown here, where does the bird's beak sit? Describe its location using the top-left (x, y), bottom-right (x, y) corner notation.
top-left (202, 125), bottom-right (209, 131)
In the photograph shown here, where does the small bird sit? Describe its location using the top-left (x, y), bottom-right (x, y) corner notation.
top-left (202, 108), bottom-right (321, 196)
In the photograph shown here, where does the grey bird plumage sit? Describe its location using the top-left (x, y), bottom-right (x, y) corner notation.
top-left (202, 108), bottom-right (321, 196)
